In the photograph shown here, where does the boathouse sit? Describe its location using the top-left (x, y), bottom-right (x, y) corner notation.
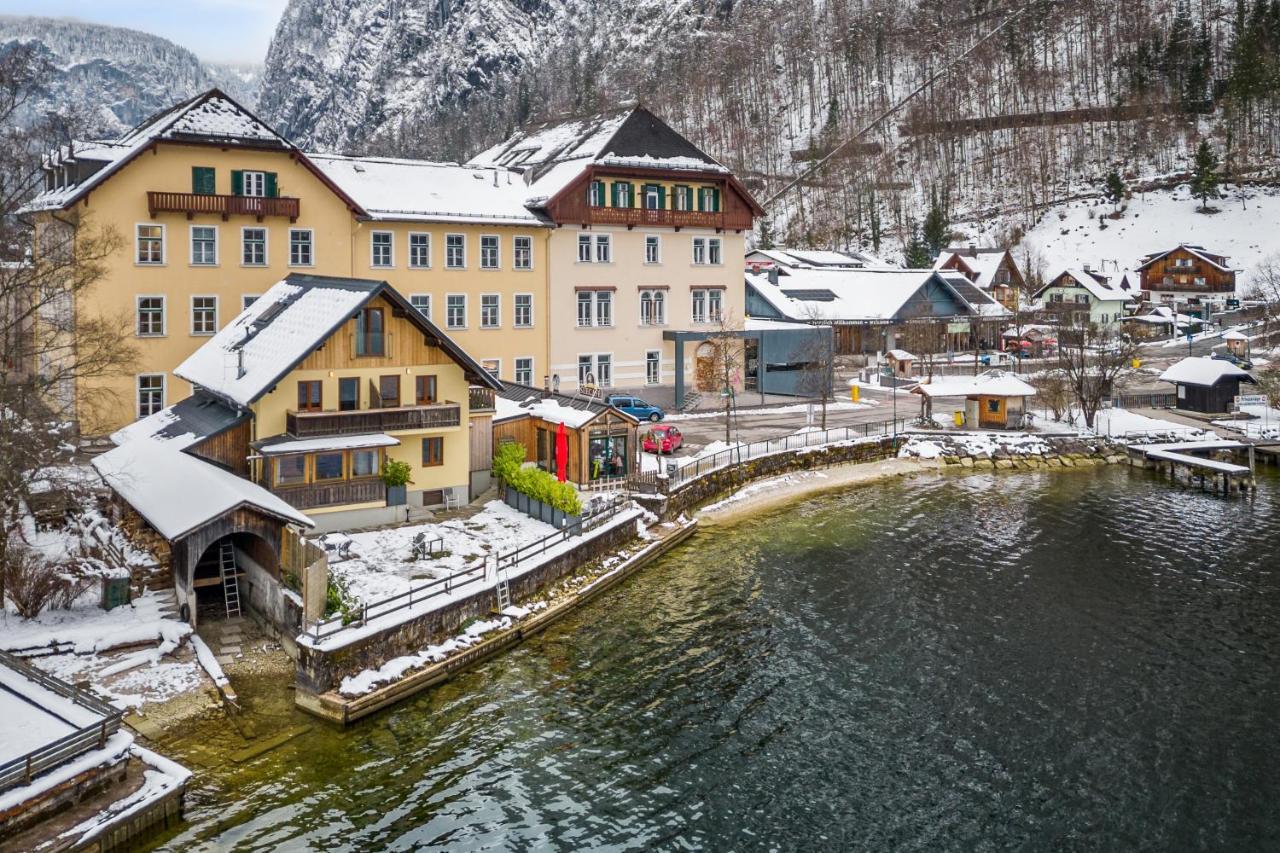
top-left (1159, 357), bottom-right (1255, 415)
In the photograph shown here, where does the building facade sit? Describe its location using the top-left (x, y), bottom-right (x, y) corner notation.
top-left (1034, 269), bottom-right (1134, 329)
top-left (1136, 245), bottom-right (1237, 305)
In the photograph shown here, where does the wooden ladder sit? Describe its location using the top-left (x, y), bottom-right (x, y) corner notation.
top-left (219, 541), bottom-right (242, 620)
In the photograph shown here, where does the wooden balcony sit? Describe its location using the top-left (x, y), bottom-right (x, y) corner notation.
top-left (286, 403), bottom-right (461, 437)
top-left (469, 386), bottom-right (496, 412)
top-left (271, 478), bottom-right (385, 510)
top-left (587, 205), bottom-right (725, 230)
top-left (147, 191), bottom-right (301, 222)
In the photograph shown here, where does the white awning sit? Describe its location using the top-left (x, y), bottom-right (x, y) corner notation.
top-left (258, 433), bottom-right (400, 455)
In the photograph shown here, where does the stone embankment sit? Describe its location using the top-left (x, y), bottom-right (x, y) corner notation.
top-left (897, 432), bottom-right (1128, 469)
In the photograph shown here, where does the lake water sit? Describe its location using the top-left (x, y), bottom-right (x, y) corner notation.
top-left (154, 467), bottom-right (1280, 851)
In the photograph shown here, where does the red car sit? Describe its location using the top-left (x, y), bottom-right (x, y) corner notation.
top-left (643, 425), bottom-right (683, 454)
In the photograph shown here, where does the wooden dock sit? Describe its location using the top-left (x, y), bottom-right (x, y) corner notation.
top-left (1127, 439), bottom-right (1257, 495)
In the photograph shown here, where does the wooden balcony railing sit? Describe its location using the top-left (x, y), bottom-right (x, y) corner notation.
top-left (1152, 278), bottom-right (1235, 293)
top-left (147, 191), bottom-right (301, 222)
top-left (271, 478), bottom-right (385, 510)
top-left (469, 386), bottom-right (496, 412)
top-left (286, 403), bottom-right (461, 437)
top-left (587, 205), bottom-right (725, 230)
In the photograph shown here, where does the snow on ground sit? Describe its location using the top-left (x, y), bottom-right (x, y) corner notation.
top-left (0, 590), bottom-right (206, 711)
top-left (666, 400), bottom-right (875, 421)
top-left (57, 745), bottom-right (191, 849)
top-left (1020, 184), bottom-right (1280, 291)
top-left (324, 500), bottom-right (559, 606)
top-left (1046, 408), bottom-right (1212, 440)
top-left (899, 432), bottom-right (1051, 459)
top-left (1214, 403), bottom-right (1280, 440)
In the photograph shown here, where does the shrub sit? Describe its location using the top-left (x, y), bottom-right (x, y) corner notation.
top-left (3, 544), bottom-right (63, 619)
top-left (492, 444), bottom-right (582, 516)
top-left (380, 459), bottom-right (413, 488)
top-left (492, 441), bottom-right (525, 483)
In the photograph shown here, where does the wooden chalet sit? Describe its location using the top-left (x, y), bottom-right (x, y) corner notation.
top-left (1137, 245), bottom-right (1237, 298)
top-left (934, 246), bottom-right (1025, 310)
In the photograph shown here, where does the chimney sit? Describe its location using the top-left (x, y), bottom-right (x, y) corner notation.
top-left (1083, 263), bottom-right (1092, 272)
top-left (768, 267), bottom-right (780, 286)
top-left (542, 374), bottom-right (551, 398)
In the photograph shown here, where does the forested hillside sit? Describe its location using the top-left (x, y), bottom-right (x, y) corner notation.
top-left (260, 0), bottom-right (1280, 259)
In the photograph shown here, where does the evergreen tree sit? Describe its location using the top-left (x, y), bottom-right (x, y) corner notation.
top-left (868, 190), bottom-right (882, 254)
top-left (1104, 171), bottom-right (1126, 211)
top-left (1190, 139), bottom-right (1221, 210)
top-left (757, 217), bottom-right (776, 249)
top-left (904, 221), bottom-right (933, 268)
top-left (921, 189), bottom-right (950, 258)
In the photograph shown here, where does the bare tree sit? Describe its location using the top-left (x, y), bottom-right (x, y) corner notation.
top-left (1030, 370), bottom-right (1073, 423)
top-left (793, 313), bottom-right (837, 430)
top-left (1052, 316), bottom-right (1139, 430)
top-left (1244, 253), bottom-right (1280, 351)
top-left (703, 311), bottom-right (745, 444)
top-left (0, 45), bottom-right (138, 605)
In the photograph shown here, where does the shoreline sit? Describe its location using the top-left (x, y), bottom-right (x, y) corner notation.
top-left (697, 457), bottom-right (940, 525)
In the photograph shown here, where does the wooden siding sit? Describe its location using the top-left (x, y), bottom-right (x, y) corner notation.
top-left (297, 296), bottom-right (453, 372)
top-left (1139, 248), bottom-right (1235, 293)
top-left (492, 411), bottom-right (637, 486)
top-left (469, 415), bottom-right (493, 473)
top-left (171, 506), bottom-right (287, 603)
top-left (190, 420), bottom-right (251, 476)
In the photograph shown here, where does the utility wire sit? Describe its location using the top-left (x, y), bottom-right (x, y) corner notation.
top-left (762, 0), bottom-right (1049, 209)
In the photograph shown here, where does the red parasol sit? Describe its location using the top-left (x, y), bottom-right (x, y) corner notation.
top-left (555, 422), bottom-right (569, 482)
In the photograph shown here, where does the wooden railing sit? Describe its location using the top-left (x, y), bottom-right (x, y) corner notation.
top-left (469, 386), bottom-right (496, 412)
top-left (0, 651), bottom-right (122, 793)
top-left (147, 191), bottom-right (301, 221)
top-left (271, 478), bottom-right (385, 510)
top-left (286, 403), bottom-right (461, 437)
top-left (587, 205), bottom-right (725, 230)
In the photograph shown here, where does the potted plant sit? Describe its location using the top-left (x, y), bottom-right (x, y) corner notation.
top-left (381, 459), bottom-right (413, 507)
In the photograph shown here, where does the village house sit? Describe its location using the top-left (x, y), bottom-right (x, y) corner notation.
top-left (468, 106), bottom-right (763, 400)
top-left (933, 246), bottom-right (1025, 310)
top-left (492, 384), bottom-right (640, 487)
top-left (1033, 268), bottom-right (1135, 329)
top-left (744, 247), bottom-right (893, 272)
top-left (1136, 245), bottom-right (1237, 305)
top-left (92, 273), bottom-right (502, 627)
top-left (1159, 357), bottom-right (1255, 415)
top-left (745, 266), bottom-right (1009, 357)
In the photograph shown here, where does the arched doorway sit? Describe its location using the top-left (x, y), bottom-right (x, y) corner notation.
top-left (190, 531), bottom-right (280, 624)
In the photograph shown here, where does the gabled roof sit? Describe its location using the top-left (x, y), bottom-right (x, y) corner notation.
top-left (305, 154), bottom-right (549, 227)
top-left (746, 247), bottom-right (894, 271)
top-left (746, 267), bottom-right (1009, 323)
top-left (1160, 357), bottom-right (1253, 387)
top-left (915, 369), bottom-right (1038, 398)
top-left (493, 382), bottom-right (638, 429)
top-left (1137, 244), bottom-right (1233, 273)
top-left (92, 439), bottom-right (313, 540)
top-left (1036, 269), bottom-right (1135, 303)
top-left (934, 248), bottom-right (1015, 290)
top-left (111, 392), bottom-right (248, 452)
top-left (175, 273), bottom-right (501, 408)
top-left (22, 89), bottom-right (365, 216)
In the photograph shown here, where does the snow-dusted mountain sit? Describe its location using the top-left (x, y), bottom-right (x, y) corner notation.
top-left (0, 16), bottom-right (261, 137)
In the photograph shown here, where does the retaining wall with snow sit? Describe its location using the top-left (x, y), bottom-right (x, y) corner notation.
top-left (897, 432), bottom-right (1126, 468)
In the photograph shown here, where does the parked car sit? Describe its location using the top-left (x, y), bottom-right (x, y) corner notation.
top-left (643, 425), bottom-right (683, 454)
top-left (606, 394), bottom-right (666, 422)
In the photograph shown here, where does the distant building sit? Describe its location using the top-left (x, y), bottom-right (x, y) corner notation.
top-left (1033, 268), bottom-right (1135, 329)
top-left (745, 247), bottom-right (894, 272)
top-left (1136, 245), bottom-right (1237, 304)
top-left (933, 246), bottom-right (1025, 310)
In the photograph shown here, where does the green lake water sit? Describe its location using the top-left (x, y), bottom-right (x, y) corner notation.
top-left (151, 466), bottom-right (1280, 851)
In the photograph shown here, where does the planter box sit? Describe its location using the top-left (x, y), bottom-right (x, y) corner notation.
top-left (386, 484), bottom-right (407, 506)
top-left (504, 485), bottom-right (580, 530)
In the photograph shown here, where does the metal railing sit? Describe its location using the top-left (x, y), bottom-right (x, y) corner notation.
top-left (0, 651), bottom-right (122, 793)
top-left (1110, 393), bottom-right (1178, 410)
top-left (304, 497), bottom-right (630, 642)
top-left (668, 419), bottom-right (906, 487)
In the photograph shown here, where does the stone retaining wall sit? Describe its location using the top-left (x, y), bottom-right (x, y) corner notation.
top-left (295, 516), bottom-right (640, 695)
top-left (900, 433), bottom-right (1127, 469)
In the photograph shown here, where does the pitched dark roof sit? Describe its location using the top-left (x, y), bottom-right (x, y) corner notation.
top-left (599, 107), bottom-right (722, 167)
top-left (157, 393), bottom-right (248, 442)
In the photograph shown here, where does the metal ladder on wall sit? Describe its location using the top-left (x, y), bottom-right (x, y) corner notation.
top-left (219, 541), bottom-right (242, 619)
top-left (495, 558), bottom-right (511, 612)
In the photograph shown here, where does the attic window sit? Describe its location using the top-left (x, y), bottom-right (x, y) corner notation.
top-left (782, 289), bottom-right (837, 302)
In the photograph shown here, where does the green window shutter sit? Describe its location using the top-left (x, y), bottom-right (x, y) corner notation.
top-left (657, 185), bottom-right (666, 209)
top-left (610, 182), bottom-right (620, 207)
top-left (231, 170), bottom-right (243, 196)
top-left (713, 188), bottom-right (722, 212)
top-left (694, 187), bottom-right (702, 212)
top-left (265, 172), bottom-right (278, 198)
top-left (192, 166), bottom-right (215, 194)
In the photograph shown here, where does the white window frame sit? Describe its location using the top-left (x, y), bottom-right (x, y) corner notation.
top-left (190, 295), bottom-right (218, 336)
top-left (708, 237), bottom-right (722, 265)
top-left (446, 293), bottom-right (467, 329)
top-left (644, 235), bottom-right (661, 265)
top-left (514, 293), bottom-right (533, 328)
top-left (446, 233), bottom-right (466, 269)
top-left (409, 293), bottom-right (431, 319)
top-left (594, 234), bottom-right (612, 264)
top-left (577, 291), bottom-right (593, 327)
top-left (408, 232), bottom-right (431, 269)
top-left (189, 224), bottom-right (217, 266)
top-left (589, 181), bottom-right (605, 206)
top-left (595, 353), bottom-right (613, 388)
top-left (644, 185), bottom-right (660, 209)
top-left (370, 230), bottom-right (394, 268)
top-left (480, 234), bottom-right (500, 270)
top-left (692, 237), bottom-right (707, 265)
top-left (136, 295), bottom-right (166, 337)
top-left (578, 354), bottom-right (594, 385)
top-left (481, 358), bottom-right (501, 379)
top-left (241, 170), bottom-right (266, 197)
top-left (645, 350), bottom-right (661, 385)
top-left (595, 290), bottom-right (612, 327)
top-left (640, 289), bottom-right (666, 326)
top-left (514, 357), bottom-right (534, 386)
top-left (708, 288), bottom-right (724, 322)
top-left (289, 228), bottom-right (314, 267)
top-left (513, 235), bottom-right (533, 270)
top-left (578, 234), bottom-right (593, 263)
top-left (616, 182), bottom-right (631, 208)
top-left (480, 293), bottom-right (501, 328)
top-left (136, 373), bottom-right (166, 419)
top-left (135, 223), bottom-right (165, 266)
top-left (241, 226), bottom-right (268, 267)
top-left (691, 289), bottom-right (708, 324)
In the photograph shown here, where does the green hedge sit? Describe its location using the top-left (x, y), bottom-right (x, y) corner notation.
top-left (493, 442), bottom-right (582, 516)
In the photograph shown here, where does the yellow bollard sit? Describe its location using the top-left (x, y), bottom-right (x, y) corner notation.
top-left (953, 410), bottom-right (965, 428)
top-left (850, 384), bottom-right (860, 402)
top-left (1131, 358), bottom-right (1142, 369)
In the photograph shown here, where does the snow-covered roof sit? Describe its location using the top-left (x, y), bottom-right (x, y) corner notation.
top-left (747, 268), bottom-right (958, 322)
top-left (743, 318), bottom-right (820, 331)
top-left (935, 248), bottom-right (1015, 291)
top-left (1039, 269), bottom-right (1135, 303)
top-left (886, 349), bottom-right (916, 361)
top-left (306, 154), bottom-right (548, 226)
top-left (470, 108), bottom-right (632, 171)
top-left (1159, 357), bottom-right (1253, 387)
top-left (256, 434), bottom-right (400, 455)
top-left (1224, 329), bottom-right (1249, 341)
top-left (110, 393), bottom-right (247, 452)
top-left (746, 247), bottom-right (892, 271)
top-left (493, 382), bottom-right (638, 429)
top-left (22, 89), bottom-right (293, 214)
top-left (175, 273), bottom-right (500, 408)
top-left (915, 370), bottom-right (1037, 398)
top-left (1137, 244), bottom-right (1233, 273)
top-left (1001, 324), bottom-right (1056, 338)
top-left (93, 440), bottom-right (312, 540)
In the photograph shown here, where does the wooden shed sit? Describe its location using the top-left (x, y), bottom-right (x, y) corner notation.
top-left (914, 370), bottom-right (1038, 429)
top-left (1159, 357), bottom-right (1255, 414)
top-left (492, 384), bottom-right (640, 487)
